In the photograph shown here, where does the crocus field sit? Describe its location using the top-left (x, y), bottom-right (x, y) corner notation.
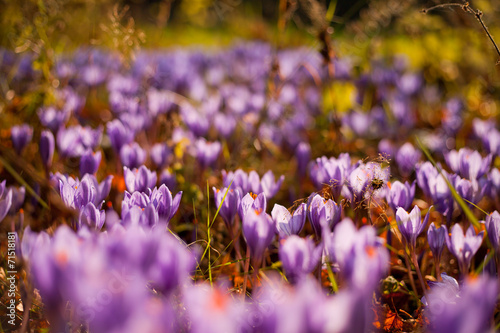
top-left (2, 1), bottom-right (500, 332)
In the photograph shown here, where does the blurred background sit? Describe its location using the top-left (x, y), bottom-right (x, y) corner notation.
top-left (2, 0), bottom-right (500, 74)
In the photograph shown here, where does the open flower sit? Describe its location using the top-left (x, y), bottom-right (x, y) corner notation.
top-left (445, 224), bottom-right (484, 275)
top-left (395, 205), bottom-right (431, 252)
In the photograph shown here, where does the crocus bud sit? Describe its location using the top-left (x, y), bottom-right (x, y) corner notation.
top-left (295, 142), bottom-right (311, 178)
top-left (120, 142), bottom-right (146, 169)
top-left (150, 143), bottom-right (170, 168)
top-left (107, 119), bottom-right (134, 153)
top-left (485, 211), bottom-right (500, 252)
top-left (0, 188), bottom-right (12, 223)
top-left (307, 193), bottom-right (341, 238)
top-left (213, 187), bottom-right (241, 228)
top-left (242, 208), bottom-right (275, 262)
top-left (386, 181), bottom-right (415, 213)
top-left (396, 142), bottom-right (421, 177)
top-left (11, 124), bottom-right (33, 154)
top-left (271, 203), bottom-right (306, 237)
top-left (80, 150), bottom-right (101, 177)
top-left (427, 222), bottom-right (446, 260)
top-left (40, 130), bottom-right (55, 169)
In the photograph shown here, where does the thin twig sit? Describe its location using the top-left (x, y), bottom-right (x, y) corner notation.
top-left (422, 2), bottom-right (500, 64)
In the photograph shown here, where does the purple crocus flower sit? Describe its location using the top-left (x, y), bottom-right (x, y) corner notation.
top-left (27, 225), bottom-right (79, 327)
top-left (481, 129), bottom-right (500, 157)
top-left (347, 162), bottom-right (390, 204)
top-left (260, 170), bottom-right (285, 199)
top-left (40, 130), bottom-right (55, 169)
top-left (295, 141), bottom-right (311, 178)
top-left (279, 235), bottom-right (322, 284)
top-left (213, 187), bottom-right (241, 228)
top-left (386, 180), bottom-right (415, 213)
top-left (57, 125), bottom-right (102, 158)
top-left (6, 186), bottom-right (25, 216)
top-left (183, 284), bottom-right (244, 333)
top-left (58, 176), bottom-right (95, 210)
top-left (11, 124), bottom-right (33, 154)
top-left (106, 119), bottom-right (134, 153)
top-left (81, 64), bottom-right (106, 86)
top-left (395, 205), bottom-right (431, 252)
top-left (397, 72), bottom-right (422, 95)
top-left (222, 169), bottom-right (249, 193)
top-left (78, 202), bottom-right (105, 230)
top-left (149, 184), bottom-right (182, 223)
top-left (445, 224), bottom-right (484, 275)
top-left (120, 142), bottom-right (146, 169)
top-left (323, 218), bottom-right (388, 289)
top-left (378, 139), bottom-right (395, 159)
top-left (242, 208), bottom-right (275, 262)
top-left (425, 274), bottom-right (497, 333)
top-left (395, 142), bottom-right (421, 177)
top-left (442, 97), bottom-right (463, 135)
top-left (427, 222), bottom-right (446, 261)
top-left (342, 109), bottom-right (373, 137)
top-left (182, 106), bottom-right (210, 137)
top-left (213, 112), bottom-right (236, 139)
top-left (416, 163), bottom-right (454, 223)
top-left (150, 143), bottom-right (171, 168)
top-left (121, 190), bottom-right (150, 217)
top-left (147, 88), bottom-right (173, 116)
top-left (308, 154), bottom-right (351, 199)
top-left (122, 203), bottom-right (159, 228)
top-left (0, 185), bottom-right (12, 223)
top-left (271, 203), bottom-right (306, 237)
top-left (80, 150), bottom-right (101, 176)
top-left (124, 166), bottom-right (157, 193)
top-left (453, 175), bottom-right (488, 207)
top-left (416, 161), bottom-right (439, 198)
top-left (238, 192), bottom-right (267, 220)
top-left (484, 211), bottom-right (500, 252)
top-left (37, 106), bottom-right (70, 132)
top-left (307, 193), bottom-right (341, 237)
top-left (194, 138), bottom-right (221, 169)
top-left (444, 148), bottom-right (492, 181)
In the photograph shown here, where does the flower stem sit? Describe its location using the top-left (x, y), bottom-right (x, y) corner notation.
top-left (411, 251), bottom-right (428, 295)
top-left (242, 247), bottom-right (251, 299)
top-left (435, 256), bottom-right (442, 282)
top-left (403, 249), bottom-right (418, 296)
